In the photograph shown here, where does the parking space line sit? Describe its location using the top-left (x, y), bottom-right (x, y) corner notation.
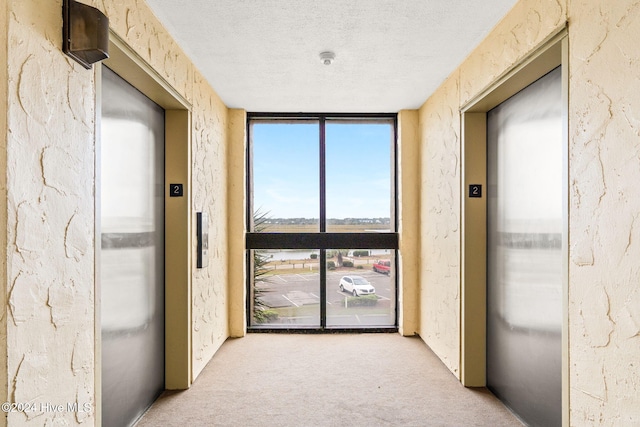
top-left (274, 275), bottom-right (287, 283)
top-left (296, 274), bottom-right (310, 281)
top-left (282, 295), bottom-right (299, 307)
top-left (377, 295), bottom-right (390, 300)
top-left (309, 291), bottom-right (333, 305)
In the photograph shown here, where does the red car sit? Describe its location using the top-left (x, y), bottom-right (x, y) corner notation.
top-left (373, 260), bottom-right (391, 274)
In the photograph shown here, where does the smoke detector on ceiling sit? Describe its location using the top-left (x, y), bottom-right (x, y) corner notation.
top-left (319, 51), bottom-right (336, 66)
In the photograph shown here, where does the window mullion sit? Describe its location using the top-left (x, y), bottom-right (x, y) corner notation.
top-left (319, 116), bottom-right (326, 232)
top-left (319, 116), bottom-right (326, 328)
top-left (320, 249), bottom-right (326, 328)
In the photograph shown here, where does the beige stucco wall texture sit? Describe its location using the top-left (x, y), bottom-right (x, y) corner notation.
top-left (418, 71), bottom-right (462, 376)
top-left (226, 109), bottom-right (247, 338)
top-left (3, 0), bottom-right (229, 425)
top-left (419, 0), bottom-right (639, 423)
top-left (5, 1), bottom-right (97, 425)
top-left (190, 71), bottom-right (229, 379)
top-left (397, 110), bottom-right (420, 336)
top-left (568, 0), bottom-right (640, 423)
top-left (0, 0), bottom-right (9, 421)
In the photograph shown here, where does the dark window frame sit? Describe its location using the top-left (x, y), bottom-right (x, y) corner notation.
top-left (246, 112), bottom-right (399, 331)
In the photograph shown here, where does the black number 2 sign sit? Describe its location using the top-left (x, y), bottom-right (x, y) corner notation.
top-left (469, 184), bottom-right (482, 198)
top-left (170, 183), bottom-right (184, 197)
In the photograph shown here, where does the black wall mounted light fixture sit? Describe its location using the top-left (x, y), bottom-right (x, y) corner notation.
top-left (63, 0), bottom-right (109, 69)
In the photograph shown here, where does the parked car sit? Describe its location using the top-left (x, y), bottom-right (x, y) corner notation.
top-left (373, 259), bottom-right (391, 274)
top-left (339, 275), bottom-right (375, 297)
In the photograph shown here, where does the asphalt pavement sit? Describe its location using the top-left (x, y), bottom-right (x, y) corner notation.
top-left (256, 269), bottom-right (393, 308)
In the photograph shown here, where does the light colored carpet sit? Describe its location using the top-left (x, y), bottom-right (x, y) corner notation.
top-left (136, 334), bottom-right (522, 426)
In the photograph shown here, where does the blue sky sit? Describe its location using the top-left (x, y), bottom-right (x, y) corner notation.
top-left (252, 121), bottom-right (392, 219)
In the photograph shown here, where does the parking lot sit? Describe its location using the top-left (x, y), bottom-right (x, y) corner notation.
top-left (254, 269), bottom-right (395, 327)
top-left (256, 269), bottom-right (392, 308)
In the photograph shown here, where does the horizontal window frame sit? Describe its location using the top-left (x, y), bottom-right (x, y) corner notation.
top-left (246, 232), bottom-right (398, 250)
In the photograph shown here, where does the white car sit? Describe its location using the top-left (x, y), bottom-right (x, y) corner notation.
top-left (339, 275), bottom-right (375, 297)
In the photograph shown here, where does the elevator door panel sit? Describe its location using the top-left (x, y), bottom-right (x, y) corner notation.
top-left (487, 67), bottom-right (562, 427)
top-left (100, 66), bottom-right (165, 427)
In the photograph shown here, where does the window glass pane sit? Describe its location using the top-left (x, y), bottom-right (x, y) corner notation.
top-left (250, 249), bottom-right (320, 327)
top-left (326, 249), bottom-right (396, 328)
top-left (247, 115), bottom-right (398, 331)
top-left (251, 121), bottom-right (319, 232)
top-left (325, 121), bottom-right (393, 233)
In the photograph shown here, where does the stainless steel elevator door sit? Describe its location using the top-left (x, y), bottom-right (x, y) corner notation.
top-left (487, 67), bottom-right (562, 427)
top-left (100, 66), bottom-right (165, 427)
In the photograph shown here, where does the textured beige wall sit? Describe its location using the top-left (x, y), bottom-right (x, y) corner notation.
top-left (397, 110), bottom-right (420, 336)
top-left (419, 0), bottom-right (640, 423)
top-left (568, 0), bottom-right (640, 423)
top-left (418, 70), bottom-right (462, 376)
top-left (190, 69), bottom-right (229, 378)
top-left (227, 109), bottom-right (247, 338)
top-left (3, 0), bottom-right (229, 424)
top-left (97, 0), bottom-right (194, 104)
top-left (458, 0), bottom-right (566, 107)
top-left (0, 1), bottom-right (8, 424)
top-left (5, 1), bottom-right (97, 425)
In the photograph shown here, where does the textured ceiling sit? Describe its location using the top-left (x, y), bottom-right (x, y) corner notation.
top-left (144, 0), bottom-right (519, 112)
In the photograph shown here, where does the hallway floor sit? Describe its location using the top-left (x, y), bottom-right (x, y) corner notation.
top-left (136, 333), bottom-right (522, 426)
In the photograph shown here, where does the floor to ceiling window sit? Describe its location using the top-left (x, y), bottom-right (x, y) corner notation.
top-left (246, 114), bottom-right (398, 330)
